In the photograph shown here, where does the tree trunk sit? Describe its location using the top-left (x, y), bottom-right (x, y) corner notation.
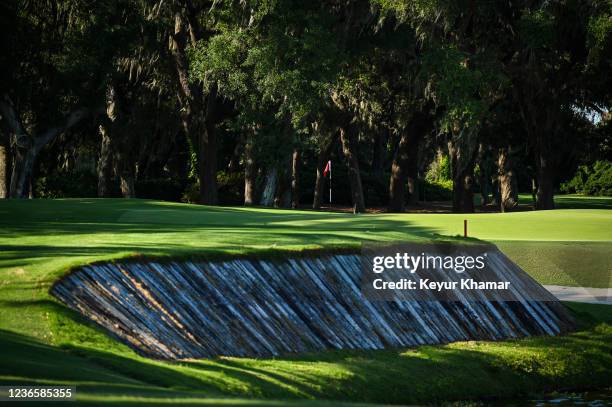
top-left (0, 95), bottom-right (87, 198)
top-left (448, 138), bottom-right (477, 213)
top-left (388, 134), bottom-right (410, 212)
top-left (371, 129), bottom-right (387, 176)
top-left (313, 167), bottom-right (325, 209)
top-left (227, 139), bottom-right (243, 172)
top-left (275, 187), bottom-right (291, 208)
top-left (535, 148), bottom-right (555, 210)
top-left (198, 127), bottom-right (217, 204)
top-left (115, 109), bottom-right (136, 200)
top-left (515, 84), bottom-right (557, 210)
top-left (477, 144), bottom-right (492, 206)
top-left (453, 173), bottom-right (475, 213)
top-left (291, 148), bottom-right (300, 209)
top-left (119, 165), bottom-right (136, 198)
top-left (339, 122), bottom-right (365, 213)
top-left (497, 147), bottom-right (518, 212)
top-left (388, 113), bottom-right (426, 212)
top-left (244, 132), bottom-right (256, 206)
top-left (260, 167), bottom-right (278, 207)
top-left (171, 12), bottom-right (219, 206)
top-left (492, 177), bottom-right (501, 206)
top-left (406, 170), bottom-right (418, 205)
top-left (198, 85), bottom-right (218, 205)
top-left (103, 80), bottom-right (138, 199)
top-left (97, 124), bottom-right (113, 197)
top-left (0, 140), bottom-right (10, 198)
top-left (274, 160), bottom-right (292, 208)
top-left (480, 182), bottom-right (490, 206)
top-left (389, 141), bottom-right (420, 210)
top-left (406, 127), bottom-right (420, 206)
top-left (9, 143), bottom-right (32, 198)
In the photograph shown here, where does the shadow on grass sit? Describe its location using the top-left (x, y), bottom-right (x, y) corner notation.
top-left (0, 329), bottom-right (222, 396)
top-left (0, 212), bottom-right (441, 277)
top-left (3, 301), bottom-right (611, 406)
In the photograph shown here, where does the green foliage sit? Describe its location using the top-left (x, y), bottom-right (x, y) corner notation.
top-left (588, 13), bottom-right (612, 49)
top-left (587, 7), bottom-right (612, 65)
top-left (421, 44), bottom-right (507, 132)
top-left (561, 160), bottom-right (612, 196)
top-left (189, 30), bottom-right (251, 100)
top-left (423, 151), bottom-right (454, 200)
top-left (423, 179), bottom-right (453, 201)
top-left (189, 2), bottom-right (341, 129)
top-left (426, 152), bottom-right (451, 182)
top-left (518, 10), bottom-right (555, 50)
top-left (34, 171), bottom-right (98, 198)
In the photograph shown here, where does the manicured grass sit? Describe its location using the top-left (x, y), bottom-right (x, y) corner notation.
top-left (0, 197), bottom-right (611, 405)
top-left (1, 303), bottom-right (610, 406)
top-left (518, 193), bottom-right (612, 209)
top-left (495, 241), bottom-right (611, 288)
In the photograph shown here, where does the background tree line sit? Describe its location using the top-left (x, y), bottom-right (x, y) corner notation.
top-left (0, 0), bottom-right (610, 212)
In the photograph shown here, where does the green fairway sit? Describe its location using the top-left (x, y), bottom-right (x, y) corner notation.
top-left (0, 197), bottom-right (611, 405)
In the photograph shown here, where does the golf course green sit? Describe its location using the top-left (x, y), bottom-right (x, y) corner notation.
top-left (0, 196), bottom-right (611, 405)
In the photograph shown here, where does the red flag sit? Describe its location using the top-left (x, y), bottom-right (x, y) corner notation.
top-left (323, 160), bottom-right (331, 177)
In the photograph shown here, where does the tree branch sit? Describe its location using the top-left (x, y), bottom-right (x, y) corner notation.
top-left (0, 94), bottom-right (28, 139)
top-left (170, 13), bottom-right (196, 104)
top-left (34, 108), bottom-right (89, 153)
top-left (182, 0), bottom-right (204, 43)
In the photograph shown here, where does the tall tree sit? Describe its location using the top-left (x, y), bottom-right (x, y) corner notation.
top-left (190, 0), bottom-right (341, 207)
top-left (510, 1), bottom-right (611, 209)
top-left (0, 96), bottom-right (88, 198)
top-left (0, 0), bottom-right (100, 198)
top-left (170, 2), bottom-right (222, 205)
top-left (388, 111), bottom-right (430, 212)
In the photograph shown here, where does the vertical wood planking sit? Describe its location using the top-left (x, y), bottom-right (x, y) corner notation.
top-left (51, 252), bottom-right (575, 360)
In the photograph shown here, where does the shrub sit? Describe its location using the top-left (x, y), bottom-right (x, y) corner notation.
top-left (182, 171), bottom-right (244, 204)
top-left (35, 171), bottom-right (98, 198)
top-left (426, 152), bottom-right (451, 182)
top-left (217, 171), bottom-right (243, 205)
top-left (182, 182), bottom-right (200, 204)
top-left (561, 160), bottom-right (612, 196)
top-left (422, 179), bottom-right (453, 201)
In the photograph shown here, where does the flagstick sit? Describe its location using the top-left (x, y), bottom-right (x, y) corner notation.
top-left (329, 161), bottom-right (332, 205)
